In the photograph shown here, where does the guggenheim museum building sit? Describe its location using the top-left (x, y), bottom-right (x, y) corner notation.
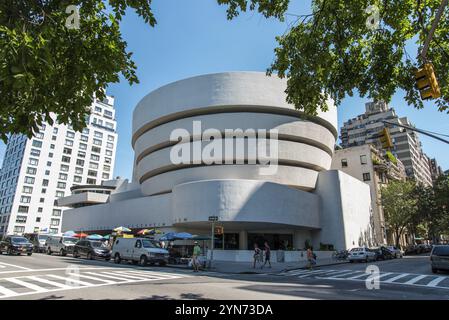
top-left (61, 72), bottom-right (373, 257)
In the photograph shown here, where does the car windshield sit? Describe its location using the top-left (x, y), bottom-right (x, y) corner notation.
top-left (142, 240), bottom-right (161, 248)
top-left (90, 241), bottom-right (105, 248)
top-left (11, 237), bottom-right (29, 244)
top-left (433, 246), bottom-right (449, 256)
top-left (38, 235), bottom-right (49, 242)
top-left (63, 237), bottom-right (78, 244)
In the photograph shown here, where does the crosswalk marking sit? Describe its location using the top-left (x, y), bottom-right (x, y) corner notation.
top-left (26, 276), bottom-right (72, 289)
top-left (383, 273), bottom-right (410, 283)
top-left (404, 275), bottom-right (427, 285)
top-left (5, 278), bottom-right (47, 292)
top-left (47, 274), bottom-right (96, 286)
top-left (87, 272), bottom-right (139, 281)
top-left (0, 284), bottom-right (16, 296)
top-left (280, 268), bottom-right (449, 290)
top-left (81, 272), bottom-right (124, 283)
top-left (0, 262), bottom-right (32, 270)
top-left (113, 271), bottom-right (167, 280)
top-left (120, 270), bottom-right (187, 279)
top-left (98, 272), bottom-right (147, 281)
top-left (427, 276), bottom-right (446, 287)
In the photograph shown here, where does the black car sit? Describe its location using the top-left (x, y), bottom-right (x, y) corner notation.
top-left (0, 236), bottom-right (34, 255)
top-left (371, 247), bottom-right (395, 261)
top-left (73, 240), bottom-right (111, 261)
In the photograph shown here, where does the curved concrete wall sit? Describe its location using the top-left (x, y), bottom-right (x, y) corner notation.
top-left (132, 72), bottom-right (337, 195)
top-left (172, 179), bottom-right (320, 229)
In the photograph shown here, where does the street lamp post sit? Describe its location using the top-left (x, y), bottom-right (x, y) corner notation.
top-left (208, 216), bottom-right (218, 269)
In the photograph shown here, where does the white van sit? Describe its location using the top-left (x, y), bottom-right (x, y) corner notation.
top-left (46, 235), bottom-right (78, 256)
top-left (112, 237), bottom-right (169, 266)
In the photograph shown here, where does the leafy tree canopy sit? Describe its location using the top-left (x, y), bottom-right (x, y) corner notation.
top-left (1, 0), bottom-right (448, 142)
top-left (222, 0), bottom-right (449, 115)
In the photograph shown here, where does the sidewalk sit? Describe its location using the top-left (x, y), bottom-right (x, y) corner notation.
top-left (167, 258), bottom-right (348, 274)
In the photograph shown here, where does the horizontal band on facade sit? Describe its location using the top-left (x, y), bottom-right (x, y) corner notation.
top-left (138, 160), bottom-right (325, 185)
top-left (134, 133), bottom-right (334, 166)
top-left (131, 105), bottom-right (338, 148)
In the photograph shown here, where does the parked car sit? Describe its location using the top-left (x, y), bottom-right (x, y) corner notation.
top-left (386, 246), bottom-right (403, 258)
top-left (430, 245), bottom-right (449, 273)
top-left (404, 244), bottom-right (418, 255)
top-left (348, 247), bottom-right (377, 263)
top-left (112, 237), bottom-right (169, 266)
top-left (24, 233), bottom-right (50, 253)
top-left (0, 236), bottom-right (34, 255)
top-left (73, 240), bottom-right (111, 261)
top-left (371, 247), bottom-right (395, 261)
top-left (46, 235), bottom-right (78, 256)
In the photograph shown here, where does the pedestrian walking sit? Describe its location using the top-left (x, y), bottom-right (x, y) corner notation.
top-left (307, 247), bottom-right (316, 270)
top-left (192, 241), bottom-right (201, 272)
top-left (253, 243), bottom-right (262, 268)
top-left (262, 241), bottom-right (271, 269)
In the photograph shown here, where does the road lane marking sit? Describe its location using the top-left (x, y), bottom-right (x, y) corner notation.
top-left (0, 285), bottom-right (16, 297)
top-left (320, 270), bottom-right (354, 277)
top-left (427, 276), bottom-right (447, 287)
top-left (5, 278), bottom-right (47, 292)
top-left (0, 266), bottom-right (139, 275)
top-left (383, 273), bottom-right (410, 283)
top-left (47, 274), bottom-right (95, 286)
top-left (329, 271), bottom-right (363, 278)
top-left (347, 272), bottom-right (370, 279)
top-left (74, 273), bottom-right (116, 284)
top-left (0, 262), bottom-right (32, 270)
top-left (0, 265), bottom-right (5, 268)
top-left (404, 275), bottom-right (428, 285)
top-left (84, 272), bottom-right (136, 282)
top-left (25, 276), bottom-right (72, 289)
top-left (112, 271), bottom-right (168, 280)
top-left (119, 270), bottom-right (188, 279)
top-left (98, 272), bottom-right (147, 281)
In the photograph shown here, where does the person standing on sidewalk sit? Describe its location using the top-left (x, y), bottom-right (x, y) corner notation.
top-left (262, 241), bottom-right (271, 269)
top-left (307, 247), bottom-right (316, 270)
top-left (253, 243), bottom-right (262, 268)
top-left (192, 241), bottom-right (201, 272)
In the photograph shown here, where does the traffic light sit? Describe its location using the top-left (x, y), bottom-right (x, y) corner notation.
top-left (379, 128), bottom-right (393, 149)
top-left (415, 63), bottom-right (441, 100)
top-left (214, 226), bottom-right (224, 235)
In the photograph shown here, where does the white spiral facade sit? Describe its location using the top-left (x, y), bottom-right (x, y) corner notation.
top-left (132, 72), bottom-right (338, 195)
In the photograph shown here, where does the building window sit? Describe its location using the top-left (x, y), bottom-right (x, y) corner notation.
top-left (88, 170), bottom-right (97, 177)
top-left (16, 216), bottom-right (27, 223)
top-left (65, 139), bottom-right (73, 146)
top-left (26, 167), bottom-right (37, 175)
top-left (52, 209), bottom-right (62, 217)
top-left (30, 149), bottom-right (41, 157)
top-left (80, 135), bottom-right (88, 142)
top-left (24, 176), bottom-right (35, 184)
top-left (82, 128), bottom-right (90, 134)
top-left (105, 150), bottom-right (112, 156)
top-left (50, 228), bottom-right (58, 234)
top-left (14, 226), bottom-right (25, 233)
top-left (90, 154), bottom-right (100, 161)
top-left (60, 165), bottom-right (69, 172)
top-left (360, 155), bottom-right (367, 165)
top-left (107, 135), bottom-right (114, 142)
top-left (103, 165), bottom-right (110, 172)
top-left (93, 139), bottom-right (102, 146)
top-left (61, 156), bottom-right (71, 163)
top-left (36, 217), bottom-right (41, 222)
top-left (78, 151), bottom-right (86, 158)
top-left (52, 135), bottom-right (57, 141)
top-left (89, 162), bottom-right (99, 169)
top-left (18, 206), bottom-right (29, 213)
top-left (29, 158), bottom-right (39, 166)
top-left (76, 159), bottom-right (84, 166)
top-left (87, 178), bottom-right (96, 185)
top-left (94, 131), bottom-right (103, 138)
top-left (102, 173), bottom-right (110, 180)
top-left (20, 196), bottom-right (31, 203)
top-left (59, 173), bottom-right (68, 180)
top-left (45, 170), bottom-right (50, 175)
top-left (363, 173), bottom-right (371, 181)
top-left (104, 110), bottom-right (113, 118)
top-left (22, 186), bottom-right (33, 194)
top-left (42, 179), bottom-right (49, 187)
top-left (41, 188), bottom-right (47, 194)
top-left (106, 142), bottom-right (114, 149)
top-left (39, 198), bottom-right (44, 203)
top-left (79, 143), bottom-right (87, 150)
top-left (63, 147), bottom-right (72, 155)
top-left (92, 146), bottom-right (101, 153)
top-left (75, 167), bottom-right (83, 174)
top-left (66, 131), bottom-right (75, 138)
top-left (32, 140), bottom-right (42, 148)
top-left (53, 128), bottom-right (58, 134)
top-left (104, 157), bottom-right (111, 164)
top-left (57, 182), bottom-right (66, 189)
top-left (55, 191), bottom-right (65, 198)
top-left (50, 144), bottom-right (55, 149)
top-left (38, 207), bottom-right (43, 213)
top-left (49, 152), bottom-right (53, 158)
top-left (74, 176), bottom-right (82, 183)
top-left (47, 161), bottom-right (52, 167)
top-left (341, 159), bottom-right (348, 167)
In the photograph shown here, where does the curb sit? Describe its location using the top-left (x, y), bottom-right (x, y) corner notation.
top-left (281, 260), bottom-right (349, 273)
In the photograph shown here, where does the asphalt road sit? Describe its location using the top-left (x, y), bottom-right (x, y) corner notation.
top-left (0, 252), bottom-right (447, 300)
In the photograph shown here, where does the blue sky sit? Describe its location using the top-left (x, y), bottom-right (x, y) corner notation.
top-left (0, 0), bottom-right (447, 179)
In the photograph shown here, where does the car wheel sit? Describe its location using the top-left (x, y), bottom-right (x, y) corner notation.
top-left (27, 252), bottom-right (32, 256)
top-left (114, 253), bottom-right (121, 264)
top-left (131, 260), bottom-right (138, 265)
top-left (87, 252), bottom-right (93, 260)
top-left (139, 255), bottom-right (148, 266)
top-left (73, 250), bottom-right (79, 258)
top-left (47, 248), bottom-right (52, 255)
top-left (105, 258), bottom-right (111, 262)
top-left (7, 248), bottom-right (13, 255)
top-left (60, 249), bottom-right (66, 257)
top-left (432, 268), bottom-right (438, 274)
top-left (159, 261), bottom-right (167, 267)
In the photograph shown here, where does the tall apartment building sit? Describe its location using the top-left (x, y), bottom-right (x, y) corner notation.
top-left (0, 96), bottom-right (117, 236)
top-left (429, 158), bottom-right (444, 183)
top-left (331, 144), bottom-right (407, 246)
top-left (340, 101), bottom-right (433, 186)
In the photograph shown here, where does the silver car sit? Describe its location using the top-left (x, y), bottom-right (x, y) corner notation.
top-left (386, 246), bottom-right (403, 258)
top-left (348, 247), bottom-right (377, 263)
top-left (430, 245), bottom-right (449, 273)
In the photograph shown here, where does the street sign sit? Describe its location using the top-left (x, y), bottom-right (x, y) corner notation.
top-left (208, 216), bottom-right (219, 222)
